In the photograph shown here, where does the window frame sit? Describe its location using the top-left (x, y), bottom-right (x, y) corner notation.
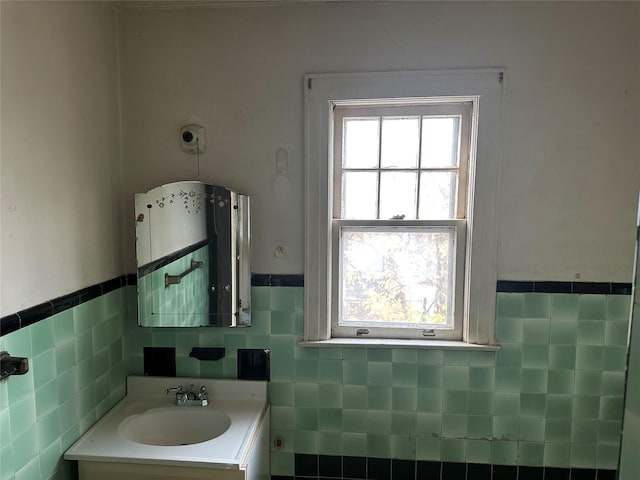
top-left (303, 69), bottom-right (504, 347)
top-left (331, 101), bottom-right (473, 341)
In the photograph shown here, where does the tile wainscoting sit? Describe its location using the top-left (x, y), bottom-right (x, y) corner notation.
top-left (0, 277), bottom-right (632, 479)
top-left (0, 276), bottom-right (132, 480)
top-left (126, 279), bottom-right (631, 477)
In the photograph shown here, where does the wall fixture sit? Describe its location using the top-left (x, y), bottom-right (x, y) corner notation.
top-left (189, 347), bottom-right (225, 361)
top-left (0, 351), bottom-right (29, 381)
top-left (135, 181), bottom-right (251, 328)
top-left (165, 259), bottom-right (204, 287)
top-left (180, 124), bottom-right (206, 154)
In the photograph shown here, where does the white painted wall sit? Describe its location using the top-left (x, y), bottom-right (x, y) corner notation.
top-left (1, 1), bottom-right (638, 318)
top-left (118, 2), bottom-right (640, 281)
top-left (0, 1), bottom-right (122, 316)
top-left (134, 181), bottom-right (208, 266)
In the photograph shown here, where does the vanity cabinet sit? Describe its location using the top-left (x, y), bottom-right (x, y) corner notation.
top-left (79, 462), bottom-right (246, 480)
top-left (66, 377), bottom-right (269, 480)
top-left (77, 409), bottom-right (269, 480)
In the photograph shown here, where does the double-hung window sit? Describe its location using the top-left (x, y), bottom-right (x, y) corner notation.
top-left (304, 70), bottom-right (503, 347)
top-left (332, 101), bottom-right (471, 340)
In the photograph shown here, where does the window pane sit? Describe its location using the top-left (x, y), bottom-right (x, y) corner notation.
top-left (379, 172), bottom-right (417, 219)
top-left (343, 118), bottom-right (379, 169)
top-left (380, 116), bottom-right (419, 168)
top-left (421, 117), bottom-right (460, 167)
top-left (342, 171), bottom-right (378, 219)
top-left (419, 172), bottom-right (457, 219)
top-left (341, 229), bottom-right (454, 327)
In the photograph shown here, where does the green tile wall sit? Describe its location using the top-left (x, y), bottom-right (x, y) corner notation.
top-left (0, 288), bottom-right (130, 480)
top-left (2, 285), bottom-right (629, 479)
top-left (138, 245), bottom-right (209, 327)
top-left (125, 288), bottom-right (631, 477)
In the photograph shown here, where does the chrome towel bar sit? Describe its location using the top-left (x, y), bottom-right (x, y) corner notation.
top-left (165, 259), bottom-right (204, 287)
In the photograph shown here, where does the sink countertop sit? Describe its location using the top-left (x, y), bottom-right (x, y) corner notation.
top-left (64, 376), bottom-right (269, 469)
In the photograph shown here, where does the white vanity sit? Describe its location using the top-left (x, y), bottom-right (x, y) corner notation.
top-left (65, 376), bottom-right (269, 480)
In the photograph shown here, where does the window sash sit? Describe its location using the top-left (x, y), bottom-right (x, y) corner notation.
top-left (331, 219), bottom-right (466, 341)
top-left (330, 101), bottom-right (471, 341)
top-left (333, 103), bottom-right (473, 221)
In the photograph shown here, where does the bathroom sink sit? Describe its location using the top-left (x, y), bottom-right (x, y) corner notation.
top-left (66, 376), bottom-right (268, 469)
top-left (119, 407), bottom-right (231, 446)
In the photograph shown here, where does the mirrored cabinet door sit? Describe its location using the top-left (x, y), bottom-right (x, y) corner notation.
top-left (135, 181), bottom-right (250, 327)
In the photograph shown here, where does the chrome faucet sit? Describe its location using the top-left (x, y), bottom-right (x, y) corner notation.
top-left (164, 384), bottom-right (209, 406)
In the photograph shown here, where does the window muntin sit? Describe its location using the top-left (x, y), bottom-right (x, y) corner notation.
top-left (331, 102), bottom-right (472, 340)
top-left (334, 104), bottom-right (471, 222)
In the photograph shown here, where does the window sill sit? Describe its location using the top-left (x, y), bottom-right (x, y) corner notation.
top-left (298, 338), bottom-right (501, 351)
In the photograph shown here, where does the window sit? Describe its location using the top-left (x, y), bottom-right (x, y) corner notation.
top-left (304, 70), bottom-right (503, 347)
top-left (331, 102), bottom-right (471, 340)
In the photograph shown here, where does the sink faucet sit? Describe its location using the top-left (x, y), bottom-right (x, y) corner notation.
top-left (164, 384), bottom-right (209, 406)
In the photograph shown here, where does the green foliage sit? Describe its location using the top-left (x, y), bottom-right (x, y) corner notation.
top-left (342, 229), bottom-right (451, 327)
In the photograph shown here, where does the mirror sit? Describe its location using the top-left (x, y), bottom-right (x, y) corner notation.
top-left (135, 181), bottom-right (250, 327)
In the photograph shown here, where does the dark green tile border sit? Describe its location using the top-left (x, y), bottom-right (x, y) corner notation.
top-left (0, 274), bottom-right (133, 337)
top-left (497, 281), bottom-right (632, 295)
top-left (252, 274), bottom-right (304, 287)
top-left (254, 278), bottom-right (631, 291)
top-left (0, 272), bottom-right (304, 336)
top-left (284, 454), bottom-right (616, 480)
top-left (137, 239), bottom-right (209, 277)
top-left (2, 277), bottom-right (631, 337)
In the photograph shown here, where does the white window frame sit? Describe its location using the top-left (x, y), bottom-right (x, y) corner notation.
top-left (332, 101), bottom-right (472, 341)
top-left (303, 69), bottom-right (504, 348)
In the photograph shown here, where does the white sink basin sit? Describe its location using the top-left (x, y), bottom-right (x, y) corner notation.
top-left (65, 376), bottom-right (269, 468)
top-left (119, 407), bottom-right (231, 446)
